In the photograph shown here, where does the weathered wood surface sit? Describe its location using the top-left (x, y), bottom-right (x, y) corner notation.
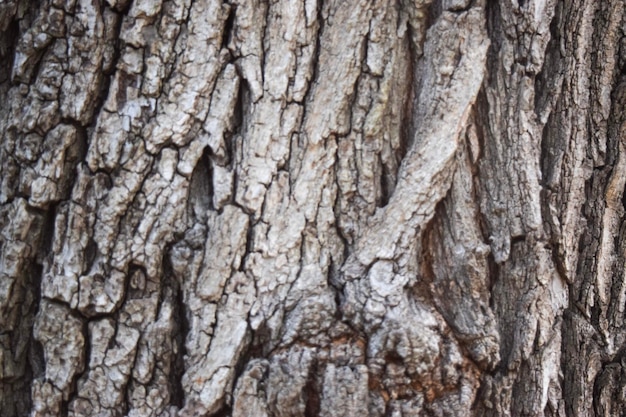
top-left (0, 0), bottom-right (624, 415)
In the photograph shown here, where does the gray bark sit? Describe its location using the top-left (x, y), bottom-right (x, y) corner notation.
top-left (0, 0), bottom-right (624, 416)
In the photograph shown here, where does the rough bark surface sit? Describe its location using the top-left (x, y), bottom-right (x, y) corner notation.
top-left (0, 0), bottom-right (624, 416)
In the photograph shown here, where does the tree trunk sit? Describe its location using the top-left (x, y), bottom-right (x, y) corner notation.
top-left (1, 0), bottom-right (624, 415)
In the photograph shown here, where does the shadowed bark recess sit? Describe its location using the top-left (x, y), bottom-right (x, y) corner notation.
top-left (0, 0), bottom-right (625, 416)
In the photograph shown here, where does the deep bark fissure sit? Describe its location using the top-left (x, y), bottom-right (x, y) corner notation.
top-left (169, 266), bottom-right (187, 409)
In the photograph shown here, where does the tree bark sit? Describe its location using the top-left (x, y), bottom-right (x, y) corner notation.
top-left (0, 0), bottom-right (624, 416)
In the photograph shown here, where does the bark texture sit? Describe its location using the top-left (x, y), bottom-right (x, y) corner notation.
top-left (0, 0), bottom-right (624, 416)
